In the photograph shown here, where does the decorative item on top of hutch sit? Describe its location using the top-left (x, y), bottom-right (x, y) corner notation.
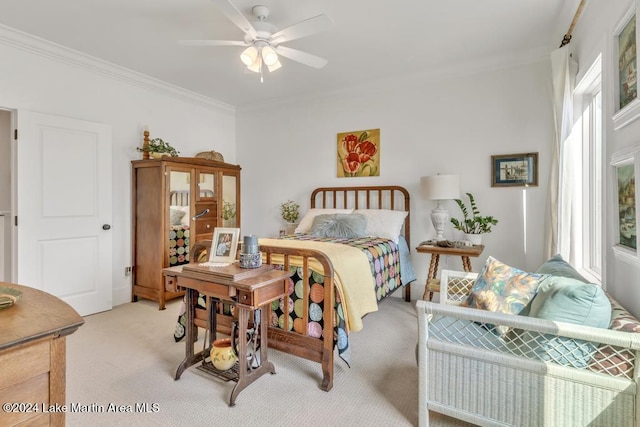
top-left (613, 1), bottom-right (640, 130)
top-left (131, 156), bottom-right (241, 309)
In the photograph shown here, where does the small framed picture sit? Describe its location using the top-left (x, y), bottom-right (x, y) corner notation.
top-left (612, 1), bottom-right (640, 130)
top-left (491, 152), bottom-right (538, 187)
top-left (209, 227), bottom-right (240, 263)
top-left (611, 147), bottom-right (639, 261)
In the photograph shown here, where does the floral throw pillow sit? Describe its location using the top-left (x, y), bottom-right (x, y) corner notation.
top-left (463, 256), bottom-right (549, 335)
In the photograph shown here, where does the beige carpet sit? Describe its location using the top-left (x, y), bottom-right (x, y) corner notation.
top-left (66, 296), bottom-right (470, 426)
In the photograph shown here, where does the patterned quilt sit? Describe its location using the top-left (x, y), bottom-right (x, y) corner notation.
top-left (174, 234), bottom-right (409, 365)
top-left (169, 225), bottom-right (190, 266)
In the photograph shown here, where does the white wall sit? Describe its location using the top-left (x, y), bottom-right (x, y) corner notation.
top-left (568, 0), bottom-right (640, 318)
top-left (237, 60), bottom-right (554, 301)
top-left (0, 110), bottom-right (10, 211)
top-left (0, 28), bottom-right (236, 306)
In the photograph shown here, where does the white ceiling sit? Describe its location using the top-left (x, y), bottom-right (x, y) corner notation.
top-left (0, 0), bottom-right (574, 107)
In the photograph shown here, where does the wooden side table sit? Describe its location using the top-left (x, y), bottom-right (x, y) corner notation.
top-left (416, 244), bottom-right (484, 301)
top-left (163, 263), bottom-right (291, 406)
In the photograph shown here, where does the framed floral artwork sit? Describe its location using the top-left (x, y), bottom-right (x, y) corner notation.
top-left (613, 1), bottom-right (640, 130)
top-left (337, 128), bottom-right (380, 177)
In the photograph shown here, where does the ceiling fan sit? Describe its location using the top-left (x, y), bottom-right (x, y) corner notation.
top-left (180, 1), bottom-right (334, 81)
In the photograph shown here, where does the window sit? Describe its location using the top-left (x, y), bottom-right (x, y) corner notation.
top-left (568, 55), bottom-right (602, 282)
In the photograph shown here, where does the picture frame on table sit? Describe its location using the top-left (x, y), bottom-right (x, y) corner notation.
top-left (209, 227), bottom-right (240, 264)
top-left (490, 152), bottom-right (538, 187)
top-left (611, 148), bottom-right (639, 261)
top-left (613, 1), bottom-right (640, 130)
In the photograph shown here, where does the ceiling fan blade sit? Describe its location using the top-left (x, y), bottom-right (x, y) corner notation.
top-left (271, 14), bottom-right (334, 44)
top-left (276, 45), bottom-right (328, 69)
top-left (179, 40), bottom-right (247, 47)
top-left (211, 0), bottom-right (257, 39)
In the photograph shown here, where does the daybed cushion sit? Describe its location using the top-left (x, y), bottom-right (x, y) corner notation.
top-left (463, 256), bottom-right (548, 335)
top-left (589, 295), bottom-right (640, 376)
top-left (295, 208), bottom-right (354, 234)
top-left (354, 209), bottom-right (408, 243)
top-left (309, 213), bottom-right (368, 238)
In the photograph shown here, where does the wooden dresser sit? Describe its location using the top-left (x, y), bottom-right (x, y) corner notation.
top-left (131, 157), bottom-right (241, 309)
top-left (0, 283), bottom-right (84, 427)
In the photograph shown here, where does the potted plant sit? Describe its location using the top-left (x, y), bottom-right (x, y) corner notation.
top-left (450, 192), bottom-right (498, 245)
top-left (280, 200), bottom-right (300, 234)
top-left (137, 138), bottom-right (180, 158)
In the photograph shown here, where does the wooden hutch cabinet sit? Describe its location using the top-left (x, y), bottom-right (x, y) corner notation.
top-left (131, 157), bottom-right (241, 309)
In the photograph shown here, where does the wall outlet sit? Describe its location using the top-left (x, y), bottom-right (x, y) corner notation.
top-left (125, 266), bottom-right (132, 276)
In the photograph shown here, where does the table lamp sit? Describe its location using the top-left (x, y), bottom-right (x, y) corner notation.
top-left (420, 174), bottom-right (460, 241)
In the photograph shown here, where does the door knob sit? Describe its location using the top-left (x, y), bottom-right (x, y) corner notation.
top-left (102, 224), bottom-right (111, 230)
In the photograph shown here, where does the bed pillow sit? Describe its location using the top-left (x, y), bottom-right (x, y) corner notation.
top-left (169, 207), bottom-right (186, 226)
top-left (309, 213), bottom-right (368, 239)
top-left (170, 205), bottom-right (190, 226)
top-left (462, 256), bottom-right (549, 335)
top-left (294, 208), bottom-right (353, 234)
top-left (354, 209), bottom-right (408, 243)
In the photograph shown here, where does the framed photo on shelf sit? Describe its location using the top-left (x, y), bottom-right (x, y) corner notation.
top-left (611, 148), bottom-right (639, 259)
top-left (491, 152), bottom-right (538, 187)
top-left (209, 227), bottom-right (240, 264)
top-left (613, 1), bottom-right (640, 130)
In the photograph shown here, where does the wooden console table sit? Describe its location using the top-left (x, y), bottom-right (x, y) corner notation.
top-left (163, 263), bottom-right (291, 406)
top-left (0, 283), bottom-right (84, 427)
top-left (416, 244), bottom-right (484, 301)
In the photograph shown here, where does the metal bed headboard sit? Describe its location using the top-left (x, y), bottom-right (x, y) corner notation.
top-left (310, 185), bottom-right (411, 247)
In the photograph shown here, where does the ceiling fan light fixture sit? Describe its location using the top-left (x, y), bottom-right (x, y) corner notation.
top-left (261, 45), bottom-right (278, 66)
top-left (247, 56), bottom-right (262, 73)
top-left (240, 46), bottom-right (258, 66)
top-left (267, 59), bottom-right (282, 72)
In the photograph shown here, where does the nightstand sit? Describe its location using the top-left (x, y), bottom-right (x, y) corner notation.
top-left (416, 244), bottom-right (484, 301)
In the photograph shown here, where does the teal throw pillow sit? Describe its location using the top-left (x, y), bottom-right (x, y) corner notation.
top-left (309, 213), bottom-right (368, 239)
top-left (535, 254), bottom-right (588, 283)
top-left (527, 276), bottom-right (611, 368)
top-left (528, 276), bottom-right (611, 327)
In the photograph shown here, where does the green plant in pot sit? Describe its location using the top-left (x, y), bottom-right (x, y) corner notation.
top-left (450, 192), bottom-right (498, 245)
top-left (137, 138), bottom-right (180, 158)
top-left (280, 200), bottom-right (300, 234)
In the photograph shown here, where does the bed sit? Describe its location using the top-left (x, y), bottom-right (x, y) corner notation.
top-left (172, 185), bottom-right (416, 391)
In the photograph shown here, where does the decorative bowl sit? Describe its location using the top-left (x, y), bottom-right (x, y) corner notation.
top-left (0, 286), bottom-right (22, 309)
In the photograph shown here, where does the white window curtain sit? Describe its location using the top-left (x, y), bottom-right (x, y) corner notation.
top-left (544, 47), bottom-right (578, 259)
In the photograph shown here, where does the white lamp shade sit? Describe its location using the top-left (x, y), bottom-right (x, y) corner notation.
top-left (240, 46), bottom-right (258, 66)
top-left (247, 56), bottom-right (262, 73)
top-left (261, 45), bottom-right (278, 66)
top-left (267, 59), bottom-right (282, 72)
top-left (421, 175), bottom-right (460, 200)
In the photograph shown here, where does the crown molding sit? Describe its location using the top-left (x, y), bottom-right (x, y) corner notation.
top-left (0, 24), bottom-right (234, 114)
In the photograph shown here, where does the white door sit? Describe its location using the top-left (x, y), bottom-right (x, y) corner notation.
top-left (16, 111), bottom-right (112, 315)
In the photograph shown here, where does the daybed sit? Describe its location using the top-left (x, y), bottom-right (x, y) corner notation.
top-left (417, 257), bottom-right (640, 427)
top-left (172, 185), bottom-right (416, 391)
